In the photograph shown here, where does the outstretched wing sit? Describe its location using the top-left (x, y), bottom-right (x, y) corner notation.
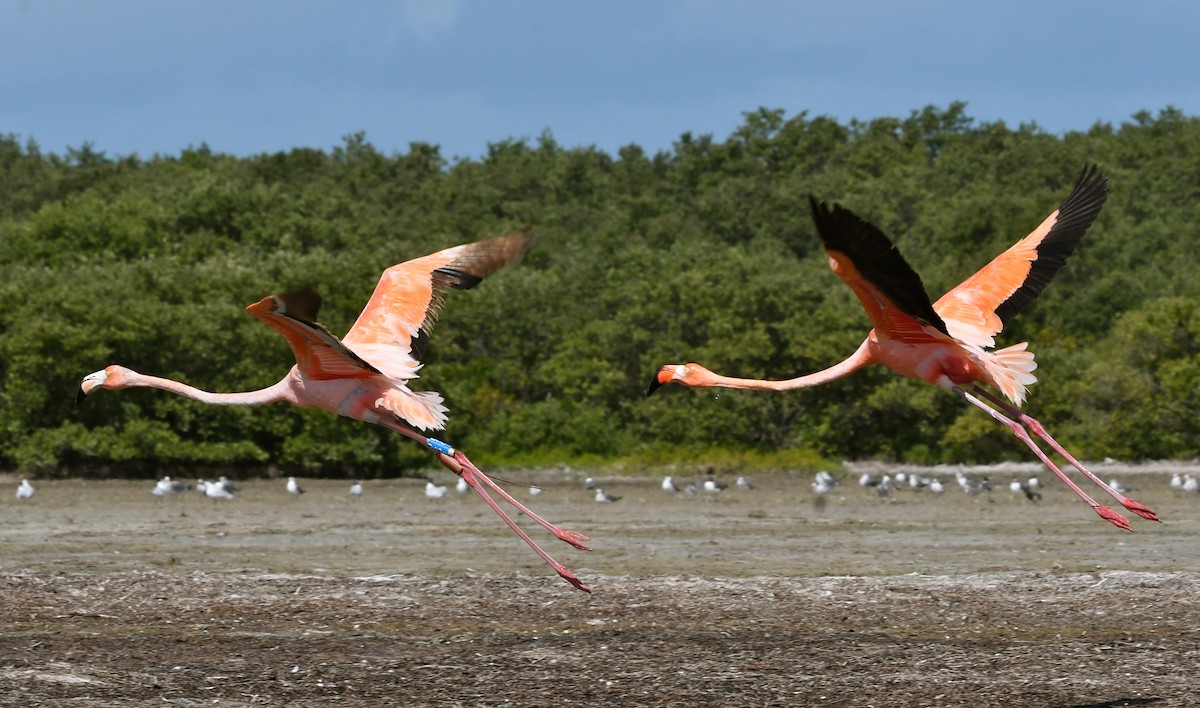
top-left (341, 232), bottom-right (535, 379)
top-left (809, 196), bottom-right (951, 345)
top-left (933, 165), bottom-right (1108, 348)
top-left (245, 288), bottom-right (382, 381)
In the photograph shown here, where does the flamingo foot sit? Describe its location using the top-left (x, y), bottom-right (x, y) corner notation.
top-left (554, 564), bottom-right (591, 593)
top-left (554, 528), bottom-right (592, 551)
top-left (1121, 497), bottom-right (1161, 523)
top-left (1095, 505), bottom-right (1133, 532)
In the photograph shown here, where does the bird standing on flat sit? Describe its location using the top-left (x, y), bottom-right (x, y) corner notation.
top-left (425, 480), bottom-right (449, 500)
top-left (199, 479), bottom-right (235, 500)
top-left (16, 478), bottom-right (34, 500)
top-left (78, 232), bottom-right (590, 591)
top-left (649, 166), bottom-right (1157, 531)
top-left (286, 477), bottom-right (305, 495)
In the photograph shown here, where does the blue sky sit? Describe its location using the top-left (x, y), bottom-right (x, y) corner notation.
top-left (2, 1), bottom-right (1195, 161)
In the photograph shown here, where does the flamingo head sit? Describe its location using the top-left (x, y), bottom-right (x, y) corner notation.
top-left (646, 363), bottom-right (718, 396)
top-left (76, 365), bottom-right (135, 404)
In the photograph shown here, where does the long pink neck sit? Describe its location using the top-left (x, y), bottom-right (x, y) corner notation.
top-left (705, 338), bottom-right (875, 392)
top-left (124, 371), bottom-right (298, 407)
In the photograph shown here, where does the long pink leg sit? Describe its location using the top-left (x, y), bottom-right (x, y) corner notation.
top-left (378, 419), bottom-right (590, 592)
top-left (974, 387), bottom-right (1159, 522)
top-left (956, 388), bottom-right (1132, 531)
top-left (438, 451), bottom-right (590, 593)
top-left (450, 451), bottom-right (591, 549)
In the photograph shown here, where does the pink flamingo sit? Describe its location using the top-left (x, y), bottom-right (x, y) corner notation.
top-left (78, 232), bottom-right (591, 591)
top-left (649, 166), bottom-right (1159, 531)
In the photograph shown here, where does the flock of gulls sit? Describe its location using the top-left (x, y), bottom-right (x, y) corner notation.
top-left (11, 469), bottom-right (1200, 504)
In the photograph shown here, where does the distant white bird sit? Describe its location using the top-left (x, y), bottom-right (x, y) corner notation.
top-left (875, 474), bottom-right (895, 497)
top-left (152, 475), bottom-right (190, 498)
top-left (1107, 478), bottom-right (1131, 494)
top-left (455, 477), bottom-right (468, 494)
top-left (200, 479), bottom-right (234, 500)
top-left (286, 477), bottom-right (305, 495)
top-left (16, 479), bottom-right (34, 500)
top-left (812, 475), bottom-right (835, 496)
top-left (529, 486), bottom-right (543, 496)
top-left (956, 469), bottom-right (990, 496)
top-left (349, 481), bottom-right (364, 498)
top-left (425, 481), bottom-right (448, 500)
top-left (594, 488), bottom-right (620, 503)
top-left (895, 472), bottom-right (907, 485)
top-left (929, 479), bottom-right (945, 494)
top-left (1027, 476), bottom-right (1041, 491)
top-left (858, 472), bottom-right (877, 488)
top-left (815, 471), bottom-right (837, 488)
top-left (1183, 475), bottom-right (1199, 494)
top-left (1009, 479), bottom-right (1024, 494)
top-left (584, 477), bottom-right (596, 490)
top-left (736, 476), bottom-right (753, 491)
top-left (197, 476), bottom-right (236, 497)
top-left (1170, 473), bottom-right (1183, 490)
top-left (703, 478), bottom-right (726, 493)
top-left (907, 473), bottom-right (930, 490)
top-left (662, 475), bottom-right (679, 493)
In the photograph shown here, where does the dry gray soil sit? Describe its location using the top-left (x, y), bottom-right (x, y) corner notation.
top-left (2, 464), bottom-right (1199, 706)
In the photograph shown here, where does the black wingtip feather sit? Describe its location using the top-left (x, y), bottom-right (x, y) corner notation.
top-left (808, 196), bottom-right (949, 336)
top-left (432, 266), bottom-right (485, 290)
top-left (993, 164), bottom-right (1108, 326)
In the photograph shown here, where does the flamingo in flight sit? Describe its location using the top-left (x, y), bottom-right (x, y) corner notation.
top-left (648, 166), bottom-right (1159, 531)
top-left (78, 232), bottom-right (591, 591)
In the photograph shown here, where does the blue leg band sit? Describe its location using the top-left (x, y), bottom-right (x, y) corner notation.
top-left (427, 438), bottom-right (456, 456)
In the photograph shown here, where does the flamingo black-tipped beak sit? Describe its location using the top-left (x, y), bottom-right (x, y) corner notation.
top-left (77, 370), bottom-right (109, 406)
top-left (647, 367), bottom-right (677, 397)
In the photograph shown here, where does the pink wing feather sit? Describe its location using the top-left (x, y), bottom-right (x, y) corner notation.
top-left (245, 232), bottom-right (533, 430)
top-left (246, 291), bottom-right (381, 381)
top-left (933, 166), bottom-right (1108, 348)
top-left (341, 232), bottom-right (534, 380)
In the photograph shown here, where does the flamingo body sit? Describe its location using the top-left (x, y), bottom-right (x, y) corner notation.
top-left (649, 166), bottom-right (1160, 531)
top-left (78, 232), bottom-right (591, 592)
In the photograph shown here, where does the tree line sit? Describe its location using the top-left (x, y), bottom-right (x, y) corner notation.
top-left (2, 103), bottom-right (1199, 478)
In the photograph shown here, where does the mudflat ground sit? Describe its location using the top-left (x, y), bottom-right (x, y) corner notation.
top-left (2, 463), bottom-right (1198, 707)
